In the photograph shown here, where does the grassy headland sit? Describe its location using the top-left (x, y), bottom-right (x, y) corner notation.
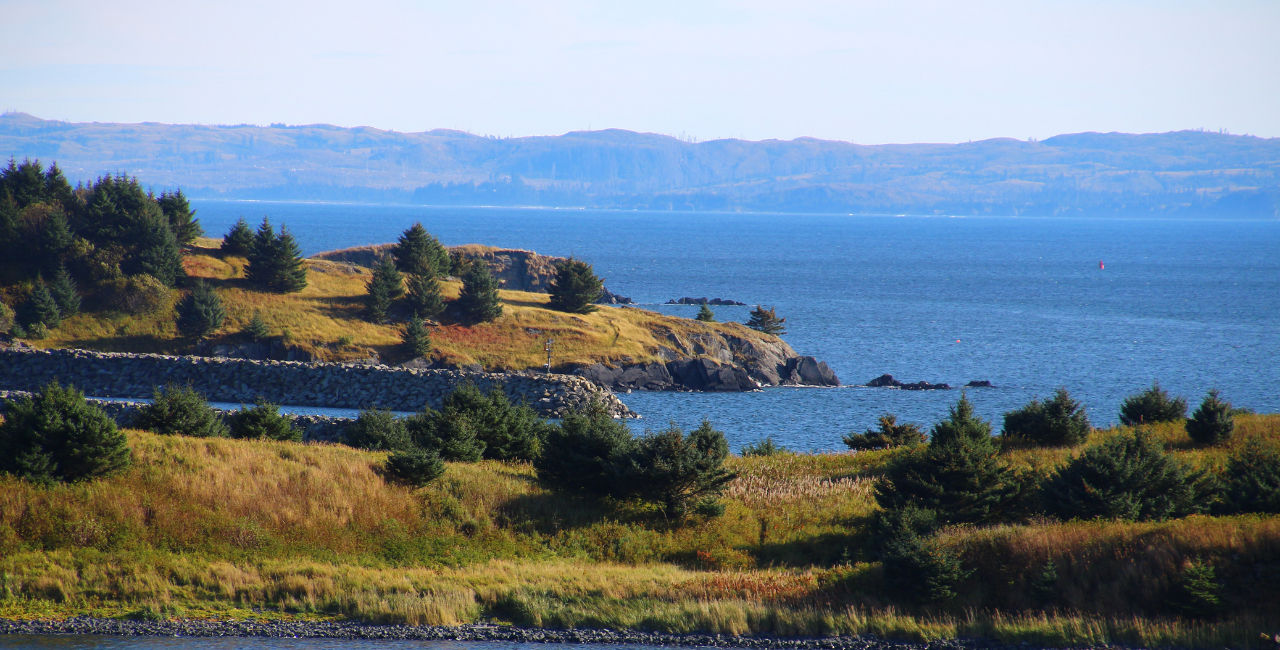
top-left (32, 238), bottom-right (775, 369)
top-left (1, 414), bottom-right (1277, 646)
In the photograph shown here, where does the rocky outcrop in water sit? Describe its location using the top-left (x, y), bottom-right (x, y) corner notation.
top-left (666, 297), bottom-right (747, 306)
top-left (0, 348), bottom-right (636, 419)
top-left (865, 374), bottom-right (950, 390)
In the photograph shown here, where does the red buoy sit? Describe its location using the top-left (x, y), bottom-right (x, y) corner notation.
top-left (1100, 261), bottom-right (1105, 270)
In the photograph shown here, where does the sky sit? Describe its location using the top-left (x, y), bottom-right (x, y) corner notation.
top-left (1, 0), bottom-right (1277, 144)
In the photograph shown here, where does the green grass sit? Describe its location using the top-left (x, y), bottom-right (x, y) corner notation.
top-left (0, 416), bottom-right (1277, 646)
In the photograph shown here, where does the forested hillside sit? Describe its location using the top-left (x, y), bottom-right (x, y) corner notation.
top-left (2, 112), bottom-right (1277, 217)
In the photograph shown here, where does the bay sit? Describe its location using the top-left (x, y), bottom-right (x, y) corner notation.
top-left (192, 201), bottom-right (1280, 452)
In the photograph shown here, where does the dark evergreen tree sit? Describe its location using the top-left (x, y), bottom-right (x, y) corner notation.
top-left (1040, 430), bottom-right (1212, 521)
top-left (535, 401), bottom-right (635, 494)
top-left (875, 395), bottom-right (1012, 525)
top-left (1214, 438), bottom-right (1280, 515)
top-left (844, 413), bottom-right (926, 451)
top-left (175, 279), bottom-right (226, 338)
top-left (745, 305), bottom-right (786, 336)
top-left (1119, 381), bottom-right (1187, 426)
top-left (342, 408), bottom-right (413, 451)
top-left (405, 383), bottom-right (548, 463)
top-left (270, 226), bottom-right (308, 293)
top-left (21, 278), bottom-right (61, 330)
top-left (221, 218), bottom-right (255, 255)
top-left (384, 448), bottom-right (445, 487)
top-left (456, 261), bottom-right (503, 324)
top-left (49, 265), bottom-right (80, 317)
top-left (1166, 560), bottom-right (1224, 619)
top-left (621, 420), bottom-right (736, 518)
top-left (392, 222), bottom-right (449, 277)
top-left (695, 304), bottom-right (715, 322)
top-left (401, 313), bottom-right (432, 358)
top-left (741, 437), bottom-right (785, 456)
top-left (1002, 388), bottom-right (1091, 447)
top-left (880, 528), bottom-right (968, 604)
top-left (133, 384), bottom-right (228, 438)
top-left (404, 407), bottom-right (485, 462)
top-left (245, 217), bottom-right (278, 286)
top-left (156, 190), bottom-right (203, 245)
top-left (365, 257), bottom-right (404, 322)
top-left (243, 310), bottom-right (270, 341)
top-left (0, 382), bottom-right (132, 484)
top-left (405, 272), bottom-right (446, 320)
top-left (39, 209), bottom-right (73, 274)
top-left (1186, 389), bottom-right (1234, 446)
top-left (133, 213), bottom-right (185, 287)
top-left (547, 258), bottom-right (602, 314)
top-left (227, 401), bottom-right (302, 442)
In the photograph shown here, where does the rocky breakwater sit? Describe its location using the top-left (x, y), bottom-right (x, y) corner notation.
top-left (576, 324), bottom-right (839, 392)
top-left (0, 348), bottom-right (636, 419)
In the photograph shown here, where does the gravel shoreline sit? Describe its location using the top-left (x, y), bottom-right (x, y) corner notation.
top-left (0, 618), bottom-right (1113, 650)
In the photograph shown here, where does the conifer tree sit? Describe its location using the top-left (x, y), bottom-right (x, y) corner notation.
top-left (406, 272), bottom-right (446, 320)
top-left (456, 261), bottom-right (503, 324)
top-left (1215, 438), bottom-right (1280, 515)
top-left (1119, 381), bottom-right (1187, 425)
top-left (157, 190), bottom-right (203, 245)
top-left (696, 304), bottom-right (716, 322)
top-left (270, 226), bottom-right (308, 293)
top-left (221, 218), bottom-right (255, 255)
top-left (1001, 388), bottom-right (1091, 447)
top-left (39, 209), bottom-right (73, 274)
top-left (245, 217), bottom-right (277, 286)
top-left (243, 310), bottom-right (270, 341)
top-left (547, 258), bottom-right (602, 314)
top-left (133, 384), bottom-right (228, 438)
top-left (0, 382), bottom-right (132, 484)
top-left (745, 305), bottom-right (786, 336)
top-left (50, 265), bottom-right (80, 317)
top-left (402, 312), bottom-right (431, 358)
top-left (1186, 389), bottom-right (1235, 445)
top-left (134, 214), bottom-right (185, 287)
top-left (22, 278), bottom-right (61, 330)
top-left (929, 393), bottom-right (991, 445)
top-left (365, 257), bottom-right (404, 322)
top-left (175, 279), bottom-right (226, 338)
top-left (392, 222), bottom-right (450, 277)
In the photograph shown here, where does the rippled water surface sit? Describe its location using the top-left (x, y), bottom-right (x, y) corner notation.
top-left (193, 202), bottom-right (1280, 451)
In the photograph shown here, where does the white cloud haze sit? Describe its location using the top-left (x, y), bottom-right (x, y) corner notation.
top-left (1, 0), bottom-right (1276, 143)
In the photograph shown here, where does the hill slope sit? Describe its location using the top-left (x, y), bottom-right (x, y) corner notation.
top-left (2, 112), bottom-right (1277, 217)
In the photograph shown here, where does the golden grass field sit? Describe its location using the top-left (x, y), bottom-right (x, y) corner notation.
top-left (33, 242), bottom-right (777, 369)
top-left (0, 413), bottom-right (1277, 646)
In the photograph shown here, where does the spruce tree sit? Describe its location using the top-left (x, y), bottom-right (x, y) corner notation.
top-left (50, 265), bottom-right (80, 317)
top-left (406, 272), bottom-right (446, 320)
top-left (245, 217), bottom-right (277, 286)
top-left (402, 312), bottom-right (431, 358)
top-left (270, 226), bottom-right (308, 293)
top-left (456, 261), bottom-right (503, 324)
top-left (342, 408), bottom-right (413, 451)
top-left (244, 310), bottom-right (270, 341)
top-left (392, 222), bottom-right (449, 277)
top-left (365, 257), bottom-right (404, 322)
top-left (134, 214), bottom-right (185, 287)
top-left (1002, 388), bottom-right (1091, 447)
top-left (745, 305), bottom-right (786, 336)
top-left (1119, 381), bottom-right (1187, 425)
top-left (39, 209), bottom-right (73, 274)
top-left (1215, 438), bottom-right (1280, 515)
top-left (621, 420), bottom-right (737, 518)
top-left (0, 382), bottom-right (132, 484)
top-left (1186, 389), bottom-right (1234, 446)
top-left (221, 217), bottom-right (255, 255)
top-left (22, 278), bottom-right (61, 330)
top-left (133, 384), bottom-right (228, 438)
top-left (227, 401), bottom-right (302, 441)
top-left (384, 448), bottom-right (445, 487)
top-left (695, 304), bottom-right (716, 322)
top-left (175, 279), bottom-right (226, 338)
top-left (929, 393), bottom-right (991, 445)
top-left (843, 413), bottom-right (926, 450)
top-left (547, 258), bottom-right (602, 314)
top-left (157, 189), bottom-right (203, 245)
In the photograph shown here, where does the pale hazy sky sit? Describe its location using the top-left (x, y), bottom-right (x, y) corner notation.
top-left (1, 0), bottom-right (1277, 144)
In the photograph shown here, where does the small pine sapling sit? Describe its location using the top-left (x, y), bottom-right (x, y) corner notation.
top-left (1186, 389), bottom-right (1235, 445)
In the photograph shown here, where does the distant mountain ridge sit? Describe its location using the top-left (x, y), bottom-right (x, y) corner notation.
top-left (2, 112), bottom-right (1277, 217)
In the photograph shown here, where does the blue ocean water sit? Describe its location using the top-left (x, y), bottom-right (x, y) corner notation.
top-left (192, 201), bottom-right (1280, 452)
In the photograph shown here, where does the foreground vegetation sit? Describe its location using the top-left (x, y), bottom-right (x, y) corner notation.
top-left (0, 406), bottom-right (1277, 646)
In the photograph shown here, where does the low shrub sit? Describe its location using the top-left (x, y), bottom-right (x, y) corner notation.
top-left (132, 384), bottom-right (228, 438)
top-left (1001, 388), bottom-right (1091, 447)
top-left (226, 401), bottom-right (302, 442)
top-left (1214, 437), bottom-right (1280, 515)
top-left (0, 299), bottom-right (13, 332)
top-left (0, 382), bottom-right (131, 484)
top-left (1039, 429), bottom-right (1213, 521)
top-left (844, 413), bottom-right (925, 451)
top-left (1185, 389), bottom-right (1234, 445)
top-left (1119, 381), bottom-right (1187, 426)
top-left (741, 437), bottom-right (786, 456)
top-left (342, 408), bottom-right (413, 451)
top-left (100, 274), bottom-right (171, 315)
top-left (384, 448), bottom-right (445, 487)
